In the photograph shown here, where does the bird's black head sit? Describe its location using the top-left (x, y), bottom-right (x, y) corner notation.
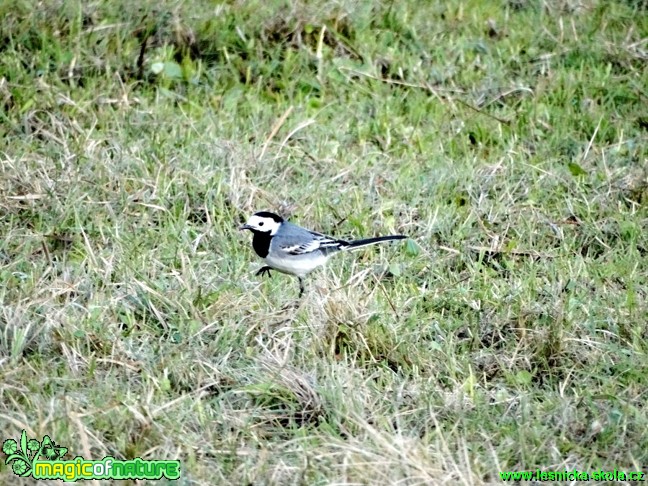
top-left (239, 211), bottom-right (284, 235)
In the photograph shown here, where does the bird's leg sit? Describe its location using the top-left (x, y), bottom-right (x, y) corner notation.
top-left (256, 266), bottom-right (273, 278)
top-left (298, 277), bottom-right (305, 298)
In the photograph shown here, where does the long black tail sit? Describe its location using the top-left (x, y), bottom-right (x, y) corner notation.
top-left (342, 235), bottom-right (406, 251)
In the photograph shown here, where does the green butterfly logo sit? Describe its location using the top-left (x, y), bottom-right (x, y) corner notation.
top-left (40, 436), bottom-right (68, 461)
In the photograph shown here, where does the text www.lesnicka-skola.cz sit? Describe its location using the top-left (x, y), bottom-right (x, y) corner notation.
top-left (500, 469), bottom-right (645, 482)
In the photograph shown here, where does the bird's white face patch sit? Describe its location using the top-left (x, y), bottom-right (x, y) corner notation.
top-left (244, 214), bottom-right (282, 235)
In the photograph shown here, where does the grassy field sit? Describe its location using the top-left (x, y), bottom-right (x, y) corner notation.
top-left (1, 0), bottom-right (647, 484)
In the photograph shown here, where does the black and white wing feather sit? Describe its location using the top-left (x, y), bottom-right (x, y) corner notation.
top-left (273, 223), bottom-right (348, 256)
top-left (281, 231), bottom-right (346, 255)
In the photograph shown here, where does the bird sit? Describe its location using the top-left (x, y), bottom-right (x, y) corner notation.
top-left (239, 211), bottom-right (406, 297)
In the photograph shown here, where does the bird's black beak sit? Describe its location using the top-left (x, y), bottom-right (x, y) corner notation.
top-left (239, 224), bottom-right (252, 231)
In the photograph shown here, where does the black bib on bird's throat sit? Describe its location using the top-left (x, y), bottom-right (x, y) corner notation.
top-left (252, 232), bottom-right (272, 258)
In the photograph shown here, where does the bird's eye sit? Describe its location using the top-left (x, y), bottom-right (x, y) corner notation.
top-left (258, 221), bottom-right (264, 226)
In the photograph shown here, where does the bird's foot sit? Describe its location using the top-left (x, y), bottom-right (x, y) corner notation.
top-left (281, 299), bottom-right (304, 311)
top-left (256, 266), bottom-right (273, 278)
top-left (279, 278), bottom-right (306, 311)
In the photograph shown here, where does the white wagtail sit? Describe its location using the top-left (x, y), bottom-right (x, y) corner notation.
top-left (240, 211), bottom-right (406, 297)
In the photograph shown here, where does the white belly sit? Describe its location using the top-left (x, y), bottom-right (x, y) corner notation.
top-left (265, 252), bottom-right (329, 277)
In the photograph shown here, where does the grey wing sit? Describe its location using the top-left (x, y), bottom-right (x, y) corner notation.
top-left (274, 222), bottom-right (345, 255)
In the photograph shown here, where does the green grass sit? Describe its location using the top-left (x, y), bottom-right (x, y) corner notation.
top-left (1, 0), bottom-right (647, 483)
